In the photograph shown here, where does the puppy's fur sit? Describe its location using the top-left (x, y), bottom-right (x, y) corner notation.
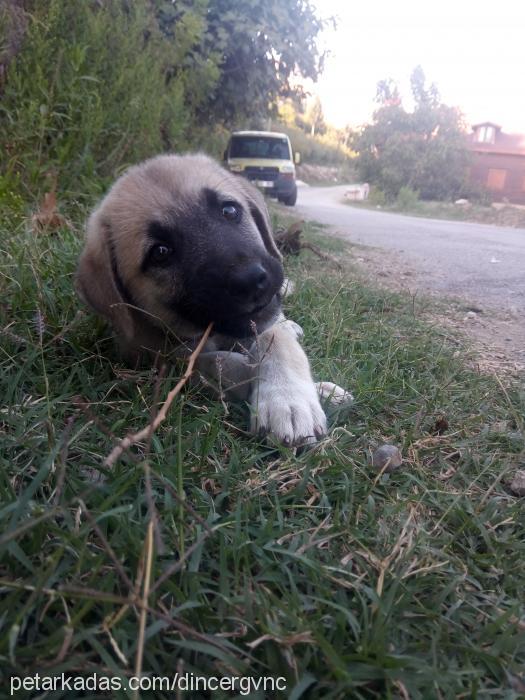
top-left (76, 154), bottom-right (349, 446)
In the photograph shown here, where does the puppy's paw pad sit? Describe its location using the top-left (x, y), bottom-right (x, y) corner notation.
top-left (316, 381), bottom-right (354, 406)
top-left (251, 384), bottom-right (327, 446)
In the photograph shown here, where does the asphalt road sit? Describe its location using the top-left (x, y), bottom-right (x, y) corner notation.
top-left (296, 184), bottom-right (525, 313)
top-left (294, 184), bottom-right (525, 369)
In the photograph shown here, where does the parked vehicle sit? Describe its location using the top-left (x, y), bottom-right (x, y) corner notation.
top-left (223, 131), bottom-right (300, 206)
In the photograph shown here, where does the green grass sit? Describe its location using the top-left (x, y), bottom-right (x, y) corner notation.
top-left (345, 196), bottom-right (525, 229)
top-left (1, 209), bottom-right (525, 699)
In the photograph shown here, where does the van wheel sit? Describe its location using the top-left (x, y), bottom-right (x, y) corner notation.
top-left (282, 190), bottom-right (297, 206)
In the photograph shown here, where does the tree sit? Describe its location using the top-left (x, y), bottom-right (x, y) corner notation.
top-left (305, 95), bottom-right (326, 136)
top-left (183, 0), bottom-right (327, 125)
top-left (410, 64), bottom-right (439, 108)
top-left (353, 67), bottom-right (469, 200)
top-left (375, 78), bottom-right (401, 106)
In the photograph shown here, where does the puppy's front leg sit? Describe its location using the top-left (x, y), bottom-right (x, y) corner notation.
top-left (195, 351), bottom-right (256, 402)
top-left (249, 322), bottom-right (327, 446)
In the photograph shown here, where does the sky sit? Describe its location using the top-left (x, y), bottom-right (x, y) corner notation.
top-left (311, 0), bottom-right (525, 133)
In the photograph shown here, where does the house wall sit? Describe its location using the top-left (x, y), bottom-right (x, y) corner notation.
top-left (469, 151), bottom-right (525, 204)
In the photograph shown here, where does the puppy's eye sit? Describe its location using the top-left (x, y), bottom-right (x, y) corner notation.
top-left (150, 244), bottom-right (173, 264)
top-left (221, 202), bottom-right (240, 222)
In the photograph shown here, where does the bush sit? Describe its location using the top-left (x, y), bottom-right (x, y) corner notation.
top-left (368, 187), bottom-right (388, 207)
top-left (395, 186), bottom-right (420, 209)
top-left (0, 0), bottom-right (190, 206)
top-left (275, 121), bottom-right (352, 166)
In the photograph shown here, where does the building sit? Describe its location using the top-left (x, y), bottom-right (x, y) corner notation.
top-left (466, 122), bottom-right (525, 204)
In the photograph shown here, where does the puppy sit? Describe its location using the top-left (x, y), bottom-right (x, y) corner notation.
top-left (76, 154), bottom-right (350, 446)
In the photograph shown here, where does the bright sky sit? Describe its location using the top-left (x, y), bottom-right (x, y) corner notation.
top-left (311, 0), bottom-right (525, 133)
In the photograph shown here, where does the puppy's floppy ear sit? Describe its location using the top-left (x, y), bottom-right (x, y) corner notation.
top-left (236, 177), bottom-right (282, 261)
top-left (75, 211), bottom-right (135, 341)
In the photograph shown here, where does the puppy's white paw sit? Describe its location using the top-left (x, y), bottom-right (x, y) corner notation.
top-left (251, 378), bottom-right (327, 447)
top-left (280, 278), bottom-right (296, 298)
top-left (279, 319), bottom-right (304, 339)
top-left (316, 381), bottom-right (354, 406)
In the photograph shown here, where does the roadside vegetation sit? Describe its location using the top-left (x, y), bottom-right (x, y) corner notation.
top-left (276, 98), bottom-right (355, 184)
top-left (0, 1), bottom-right (353, 202)
top-left (345, 185), bottom-right (525, 229)
top-left (0, 0), bottom-right (334, 205)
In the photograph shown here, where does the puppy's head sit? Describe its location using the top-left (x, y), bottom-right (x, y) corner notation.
top-left (76, 154), bottom-right (284, 346)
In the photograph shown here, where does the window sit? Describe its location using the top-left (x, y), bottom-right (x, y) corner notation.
top-left (229, 136), bottom-right (291, 160)
top-left (476, 125), bottom-right (495, 144)
top-left (487, 169), bottom-right (507, 190)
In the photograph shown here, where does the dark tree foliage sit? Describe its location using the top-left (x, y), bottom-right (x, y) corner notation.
top-left (354, 67), bottom-right (470, 201)
top-left (157, 0), bottom-right (327, 125)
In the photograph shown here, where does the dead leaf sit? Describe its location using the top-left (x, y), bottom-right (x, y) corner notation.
top-left (247, 630), bottom-right (314, 650)
top-left (437, 466), bottom-right (457, 481)
top-left (431, 415), bottom-right (449, 435)
top-left (201, 478), bottom-right (221, 495)
top-left (32, 191), bottom-right (69, 232)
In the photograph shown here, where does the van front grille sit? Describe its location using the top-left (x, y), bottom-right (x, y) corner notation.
top-left (244, 166), bottom-right (280, 181)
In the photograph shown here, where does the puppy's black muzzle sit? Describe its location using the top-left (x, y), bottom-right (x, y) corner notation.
top-left (179, 254), bottom-right (284, 337)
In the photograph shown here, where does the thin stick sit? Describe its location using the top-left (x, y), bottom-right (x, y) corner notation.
top-left (133, 519), bottom-right (154, 699)
top-left (302, 242), bottom-right (344, 270)
top-left (54, 416), bottom-right (76, 505)
top-left (105, 324), bottom-right (213, 467)
top-left (0, 578), bottom-right (242, 654)
top-left (144, 361), bottom-right (165, 552)
top-left (77, 499), bottom-right (134, 591)
top-left (153, 472), bottom-right (213, 534)
top-left (150, 525), bottom-right (219, 594)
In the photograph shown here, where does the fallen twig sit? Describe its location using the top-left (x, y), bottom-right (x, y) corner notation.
top-left (302, 241), bottom-right (343, 270)
top-left (150, 524), bottom-right (220, 594)
top-left (77, 498), bottom-right (134, 591)
top-left (104, 324), bottom-right (213, 466)
top-left (133, 519), bottom-right (154, 699)
top-left (274, 221), bottom-right (343, 270)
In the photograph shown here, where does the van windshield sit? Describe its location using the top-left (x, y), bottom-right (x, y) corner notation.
top-left (229, 136), bottom-right (291, 160)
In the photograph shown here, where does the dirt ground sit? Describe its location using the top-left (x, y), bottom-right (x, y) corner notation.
top-left (346, 244), bottom-right (525, 377)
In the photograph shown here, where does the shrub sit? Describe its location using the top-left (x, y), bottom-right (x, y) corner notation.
top-left (395, 186), bottom-right (420, 210)
top-left (275, 121), bottom-right (353, 166)
top-left (0, 0), bottom-right (189, 205)
top-left (368, 187), bottom-right (388, 207)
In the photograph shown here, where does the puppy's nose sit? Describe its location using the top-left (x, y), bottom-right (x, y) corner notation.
top-left (229, 262), bottom-right (270, 300)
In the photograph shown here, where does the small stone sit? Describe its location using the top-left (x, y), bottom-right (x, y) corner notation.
top-left (490, 421), bottom-right (508, 434)
top-left (510, 470), bottom-right (525, 496)
top-left (372, 444), bottom-right (403, 471)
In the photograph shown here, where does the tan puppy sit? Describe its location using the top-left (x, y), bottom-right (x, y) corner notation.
top-left (76, 154), bottom-right (350, 446)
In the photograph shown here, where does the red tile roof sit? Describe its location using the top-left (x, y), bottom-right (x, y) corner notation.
top-left (467, 124), bottom-right (525, 156)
